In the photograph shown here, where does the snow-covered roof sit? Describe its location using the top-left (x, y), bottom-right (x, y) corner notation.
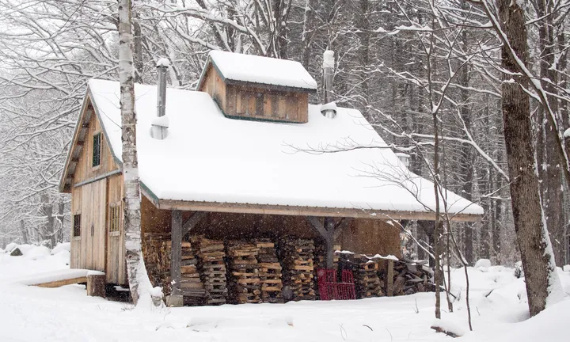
top-left (82, 79), bottom-right (483, 219)
top-left (198, 50), bottom-right (318, 91)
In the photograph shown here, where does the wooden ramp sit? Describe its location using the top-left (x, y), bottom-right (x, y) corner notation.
top-left (19, 269), bottom-right (104, 289)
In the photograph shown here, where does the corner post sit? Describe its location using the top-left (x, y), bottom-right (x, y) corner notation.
top-left (167, 209), bottom-right (183, 307)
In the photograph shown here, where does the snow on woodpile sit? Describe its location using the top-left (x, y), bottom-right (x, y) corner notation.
top-left (206, 50), bottom-right (318, 90)
top-left (88, 79), bottom-right (483, 216)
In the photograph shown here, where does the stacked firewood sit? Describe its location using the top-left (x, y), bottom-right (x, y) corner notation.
top-left (256, 239), bottom-right (283, 303)
top-left (278, 238), bottom-right (316, 301)
top-left (339, 254), bottom-right (384, 298)
top-left (143, 233), bottom-right (171, 293)
top-left (383, 259), bottom-right (434, 296)
top-left (225, 241), bottom-right (262, 304)
top-left (314, 243), bottom-right (340, 271)
top-left (191, 236), bottom-right (228, 305)
top-left (177, 241), bottom-right (206, 305)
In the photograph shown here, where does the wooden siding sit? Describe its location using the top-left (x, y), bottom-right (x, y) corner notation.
top-left (72, 106), bottom-right (119, 186)
top-left (74, 179), bottom-right (107, 272)
top-left (337, 219), bottom-right (402, 258)
top-left (106, 174), bottom-right (127, 285)
top-left (70, 186), bottom-right (82, 269)
top-left (199, 65), bottom-right (308, 123)
top-left (69, 103), bottom-right (127, 284)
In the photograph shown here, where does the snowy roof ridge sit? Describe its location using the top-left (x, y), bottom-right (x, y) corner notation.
top-left (197, 50), bottom-right (318, 91)
top-left (78, 78), bottom-right (483, 218)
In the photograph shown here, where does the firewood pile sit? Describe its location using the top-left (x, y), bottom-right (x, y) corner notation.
top-left (383, 259), bottom-right (434, 296)
top-left (278, 238), bottom-right (316, 301)
top-left (191, 236), bottom-right (228, 305)
top-left (177, 241), bottom-right (206, 305)
top-left (143, 233), bottom-right (171, 294)
top-left (225, 241), bottom-right (261, 304)
top-left (256, 239), bottom-right (283, 303)
top-left (314, 243), bottom-right (340, 271)
top-left (338, 253), bottom-right (384, 298)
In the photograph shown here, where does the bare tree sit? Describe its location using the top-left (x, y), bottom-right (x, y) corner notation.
top-left (481, 0), bottom-right (563, 316)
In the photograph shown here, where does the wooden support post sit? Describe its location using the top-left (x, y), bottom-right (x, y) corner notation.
top-left (307, 216), bottom-right (335, 269)
top-left (387, 260), bottom-right (394, 297)
top-left (87, 272), bottom-right (106, 297)
top-left (167, 209), bottom-right (183, 307)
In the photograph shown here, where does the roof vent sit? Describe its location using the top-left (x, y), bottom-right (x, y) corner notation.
top-left (320, 102), bottom-right (337, 119)
top-left (151, 58), bottom-right (170, 140)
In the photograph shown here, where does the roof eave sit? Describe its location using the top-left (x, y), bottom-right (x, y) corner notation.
top-left (142, 195), bottom-right (482, 222)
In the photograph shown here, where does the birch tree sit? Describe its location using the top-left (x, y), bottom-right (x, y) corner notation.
top-left (118, 0), bottom-right (161, 308)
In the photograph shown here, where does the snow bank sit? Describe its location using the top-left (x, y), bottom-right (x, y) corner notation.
top-left (51, 242), bottom-right (71, 255)
top-left (5, 242), bottom-right (18, 253)
top-left (474, 259), bottom-right (491, 269)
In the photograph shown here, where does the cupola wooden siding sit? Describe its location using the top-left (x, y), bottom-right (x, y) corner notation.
top-left (197, 51), bottom-right (317, 123)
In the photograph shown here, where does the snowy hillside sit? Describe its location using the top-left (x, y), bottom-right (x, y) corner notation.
top-left (0, 245), bottom-right (569, 342)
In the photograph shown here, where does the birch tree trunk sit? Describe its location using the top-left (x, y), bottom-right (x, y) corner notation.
top-left (497, 0), bottom-right (562, 317)
top-left (118, 0), bottom-right (161, 308)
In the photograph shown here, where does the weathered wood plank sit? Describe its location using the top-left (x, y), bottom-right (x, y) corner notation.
top-left (154, 198), bottom-right (482, 222)
top-left (171, 210), bottom-right (182, 296)
top-left (387, 259), bottom-right (394, 297)
top-left (182, 212), bottom-right (207, 237)
top-left (35, 277), bottom-right (88, 288)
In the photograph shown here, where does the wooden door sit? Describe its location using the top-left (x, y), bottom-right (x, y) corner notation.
top-left (80, 179), bottom-right (107, 271)
top-left (106, 175), bottom-right (126, 284)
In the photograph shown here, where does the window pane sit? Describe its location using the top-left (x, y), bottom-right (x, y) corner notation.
top-left (92, 133), bottom-right (101, 167)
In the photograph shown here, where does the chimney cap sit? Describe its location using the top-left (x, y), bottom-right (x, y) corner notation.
top-left (323, 50), bottom-right (334, 69)
top-left (320, 101), bottom-right (337, 119)
top-left (156, 58), bottom-right (170, 68)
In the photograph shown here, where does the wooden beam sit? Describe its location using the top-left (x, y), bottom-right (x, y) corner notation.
top-left (182, 212), bottom-right (207, 237)
top-left (171, 210), bottom-right (182, 296)
top-left (307, 216), bottom-right (328, 238)
top-left (73, 169), bottom-right (121, 188)
top-left (333, 218), bottom-right (353, 240)
top-left (156, 198), bottom-right (482, 222)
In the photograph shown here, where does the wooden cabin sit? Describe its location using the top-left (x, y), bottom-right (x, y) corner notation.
top-left (60, 51), bottom-right (483, 303)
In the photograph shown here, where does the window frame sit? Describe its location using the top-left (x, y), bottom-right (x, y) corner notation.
top-left (109, 203), bottom-right (121, 236)
top-left (92, 132), bottom-right (102, 168)
top-left (73, 214), bottom-right (81, 238)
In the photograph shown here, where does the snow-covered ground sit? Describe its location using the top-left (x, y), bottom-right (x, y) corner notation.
top-left (1, 245), bottom-right (569, 342)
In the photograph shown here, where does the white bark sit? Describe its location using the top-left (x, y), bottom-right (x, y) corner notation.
top-left (118, 0), bottom-right (162, 309)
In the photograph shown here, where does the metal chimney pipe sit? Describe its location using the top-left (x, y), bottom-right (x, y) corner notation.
top-left (322, 50), bottom-right (334, 104)
top-left (151, 58), bottom-right (170, 140)
top-left (156, 58), bottom-right (169, 117)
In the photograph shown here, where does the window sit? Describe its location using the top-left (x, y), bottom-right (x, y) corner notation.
top-left (73, 214), bottom-right (81, 237)
top-left (92, 133), bottom-right (102, 167)
top-left (109, 204), bottom-right (120, 233)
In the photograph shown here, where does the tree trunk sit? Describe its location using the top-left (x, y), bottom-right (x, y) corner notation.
top-left (535, 0), bottom-right (565, 266)
top-left (497, 0), bottom-right (562, 316)
top-left (20, 220), bottom-right (28, 244)
top-left (118, 0), bottom-right (161, 308)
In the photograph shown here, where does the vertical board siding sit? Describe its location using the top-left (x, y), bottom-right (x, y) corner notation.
top-left (199, 65), bottom-right (309, 123)
top-left (70, 102), bottom-right (120, 279)
top-left (72, 107), bottom-right (118, 186)
top-left (106, 174), bottom-right (126, 285)
top-left (338, 220), bottom-right (402, 258)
